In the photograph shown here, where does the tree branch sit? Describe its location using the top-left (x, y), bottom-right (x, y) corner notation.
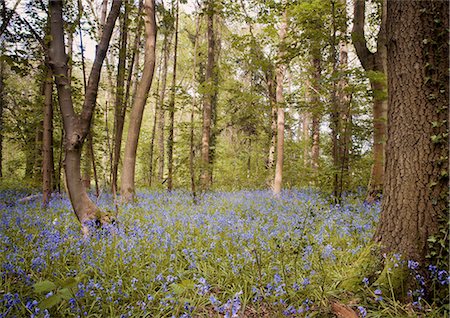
top-left (80, 0), bottom-right (121, 138)
top-left (351, 0), bottom-right (374, 71)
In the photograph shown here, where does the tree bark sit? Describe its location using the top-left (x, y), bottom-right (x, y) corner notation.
top-left (337, 42), bottom-right (352, 198)
top-left (167, 0), bottom-right (179, 191)
top-left (266, 69), bottom-right (277, 171)
top-left (112, 0), bottom-right (129, 195)
top-left (148, 51), bottom-right (163, 186)
top-left (352, 0), bottom-right (387, 202)
top-left (330, 0), bottom-right (340, 200)
top-left (0, 60), bottom-right (3, 178)
top-left (310, 56), bottom-right (321, 173)
top-left (42, 66), bottom-right (54, 207)
top-left (48, 0), bottom-right (121, 225)
top-left (199, 0), bottom-right (215, 192)
top-left (273, 9), bottom-right (287, 196)
top-left (374, 0), bottom-right (449, 265)
top-left (120, 0), bottom-right (157, 201)
top-left (157, 31), bottom-right (172, 182)
top-left (188, 14), bottom-right (200, 202)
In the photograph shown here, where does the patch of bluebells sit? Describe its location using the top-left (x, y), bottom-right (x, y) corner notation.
top-left (0, 189), bottom-right (382, 316)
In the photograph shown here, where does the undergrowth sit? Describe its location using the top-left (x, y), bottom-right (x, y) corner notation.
top-left (0, 189), bottom-right (448, 317)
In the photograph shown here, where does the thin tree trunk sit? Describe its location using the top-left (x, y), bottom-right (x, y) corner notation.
top-left (375, 0), bottom-right (448, 268)
top-left (337, 42), bottom-right (351, 198)
top-left (42, 66), bottom-right (54, 207)
top-left (302, 83), bottom-right (311, 167)
top-left (330, 0), bottom-right (340, 201)
top-left (0, 60), bottom-right (4, 178)
top-left (48, 0), bottom-right (121, 226)
top-left (189, 14), bottom-right (200, 202)
top-left (33, 133), bottom-right (44, 182)
top-left (167, 0), bottom-right (179, 191)
top-left (111, 0), bottom-right (129, 195)
top-left (207, 15), bottom-right (221, 186)
top-left (266, 70), bottom-right (277, 171)
top-left (157, 32), bottom-right (172, 182)
top-left (199, 0), bottom-right (215, 192)
top-left (120, 0), bottom-right (157, 202)
top-left (78, 0), bottom-right (99, 196)
top-left (273, 9), bottom-right (287, 196)
top-left (148, 44), bottom-right (165, 186)
top-left (55, 128), bottom-right (63, 193)
top-left (310, 57), bottom-right (321, 173)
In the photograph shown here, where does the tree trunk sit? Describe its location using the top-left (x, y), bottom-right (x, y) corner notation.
top-left (48, 0), bottom-right (121, 225)
top-left (148, 55), bottom-right (162, 186)
top-left (207, 15), bottom-right (221, 187)
top-left (167, 0), bottom-right (179, 191)
top-left (273, 9), bottom-right (287, 196)
top-left (337, 42), bottom-right (352, 197)
top-left (310, 57), bottom-right (321, 173)
top-left (120, 0), bottom-right (157, 201)
top-left (82, 135), bottom-right (92, 189)
top-left (330, 0), bottom-right (340, 200)
top-left (266, 70), bottom-right (277, 171)
top-left (0, 60), bottom-right (4, 178)
top-left (199, 0), bottom-right (215, 192)
top-left (78, 0), bottom-right (98, 196)
top-left (352, 0), bottom-right (387, 202)
top-left (374, 0), bottom-right (449, 265)
top-left (124, 0), bottom-right (143, 182)
top-left (112, 0), bottom-right (129, 195)
top-left (157, 31), bottom-right (171, 182)
top-left (42, 66), bottom-right (54, 207)
top-left (189, 14), bottom-right (200, 202)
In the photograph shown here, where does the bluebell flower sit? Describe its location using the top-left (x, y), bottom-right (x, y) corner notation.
top-left (357, 306), bottom-right (367, 317)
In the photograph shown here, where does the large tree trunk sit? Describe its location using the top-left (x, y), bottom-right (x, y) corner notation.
top-left (199, 0), bottom-right (215, 192)
top-left (352, 0), bottom-right (387, 202)
top-left (120, 0), bottom-right (157, 201)
top-left (167, 0), bottom-right (179, 191)
top-left (48, 0), bottom-right (121, 225)
top-left (111, 0), bottom-right (129, 195)
top-left (273, 9), bottom-right (287, 196)
top-left (42, 66), bottom-right (54, 207)
top-left (374, 0), bottom-right (448, 265)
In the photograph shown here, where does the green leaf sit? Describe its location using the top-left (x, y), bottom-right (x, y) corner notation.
top-left (170, 283), bottom-right (185, 295)
top-left (40, 294), bottom-right (62, 309)
top-left (60, 277), bottom-right (78, 290)
top-left (180, 279), bottom-right (195, 290)
top-left (58, 288), bottom-right (73, 301)
top-left (34, 281), bottom-right (57, 293)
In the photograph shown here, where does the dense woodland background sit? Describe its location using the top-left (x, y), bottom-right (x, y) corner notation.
top-left (0, 0), bottom-right (383, 197)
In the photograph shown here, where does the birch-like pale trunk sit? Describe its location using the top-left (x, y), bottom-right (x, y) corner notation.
top-left (120, 0), bottom-right (157, 201)
top-left (273, 9), bottom-right (287, 196)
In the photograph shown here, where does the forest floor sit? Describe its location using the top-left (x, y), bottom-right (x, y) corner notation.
top-left (0, 189), bottom-right (447, 317)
